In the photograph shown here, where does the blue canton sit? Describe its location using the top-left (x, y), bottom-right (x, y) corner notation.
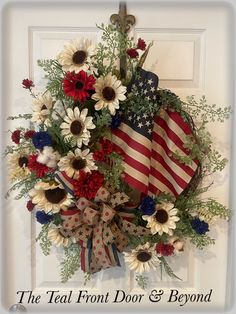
top-left (124, 68), bottom-right (159, 140)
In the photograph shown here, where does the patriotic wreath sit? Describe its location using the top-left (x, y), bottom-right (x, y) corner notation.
top-left (5, 24), bottom-right (231, 288)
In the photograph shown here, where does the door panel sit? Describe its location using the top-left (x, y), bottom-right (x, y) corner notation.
top-left (2, 2), bottom-right (232, 311)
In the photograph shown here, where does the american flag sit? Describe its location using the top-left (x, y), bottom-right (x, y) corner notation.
top-left (112, 68), bottom-right (198, 198)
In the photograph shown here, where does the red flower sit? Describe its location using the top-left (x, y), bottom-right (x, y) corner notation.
top-left (100, 138), bottom-right (113, 154)
top-left (26, 200), bottom-right (35, 212)
top-left (127, 48), bottom-right (139, 59)
top-left (11, 130), bottom-right (21, 144)
top-left (63, 70), bottom-right (96, 101)
top-left (73, 170), bottom-right (104, 200)
top-left (137, 38), bottom-right (146, 51)
top-left (22, 79), bottom-right (34, 89)
top-left (156, 243), bottom-right (174, 256)
top-left (93, 150), bottom-right (106, 162)
top-left (28, 155), bottom-right (51, 178)
top-left (24, 130), bottom-right (36, 139)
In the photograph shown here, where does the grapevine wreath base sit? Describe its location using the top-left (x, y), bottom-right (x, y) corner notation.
top-left (6, 23), bottom-right (231, 288)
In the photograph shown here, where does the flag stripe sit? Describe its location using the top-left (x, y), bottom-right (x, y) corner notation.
top-left (152, 131), bottom-right (196, 176)
top-left (152, 142), bottom-right (192, 182)
top-left (113, 122), bottom-right (151, 148)
top-left (165, 112), bottom-right (193, 143)
top-left (155, 116), bottom-right (195, 158)
top-left (148, 182), bottom-right (174, 197)
top-left (124, 172), bottom-right (148, 193)
top-left (167, 110), bottom-right (193, 135)
top-left (124, 163), bottom-right (149, 186)
top-left (151, 151), bottom-right (188, 189)
top-left (150, 163), bottom-right (183, 195)
top-left (112, 127), bottom-right (151, 158)
top-left (112, 136), bottom-right (151, 170)
top-left (149, 171), bottom-right (178, 197)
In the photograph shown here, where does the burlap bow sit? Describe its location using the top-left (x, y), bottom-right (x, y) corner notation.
top-left (61, 187), bottom-right (151, 273)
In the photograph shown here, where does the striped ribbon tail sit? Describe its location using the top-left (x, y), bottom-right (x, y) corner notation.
top-left (55, 171), bottom-right (75, 196)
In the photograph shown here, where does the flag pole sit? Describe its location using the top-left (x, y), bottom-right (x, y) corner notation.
top-left (110, 2), bottom-right (136, 79)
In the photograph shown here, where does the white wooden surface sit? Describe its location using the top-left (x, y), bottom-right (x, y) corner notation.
top-left (2, 1), bottom-right (232, 312)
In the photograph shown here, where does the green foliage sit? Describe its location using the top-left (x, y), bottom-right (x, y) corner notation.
top-left (90, 110), bottom-right (113, 143)
top-left (7, 114), bottom-right (33, 120)
top-left (135, 275), bottom-right (148, 289)
top-left (183, 95), bottom-right (231, 123)
top-left (60, 244), bottom-right (81, 283)
top-left (97, 152), bottom-right (124, 191)
top-left (159, 256), bottom-right (182, 281)
top-left (5, 173), bottom-right (39, 199)
top-left (84, 272), bottom-right (92, 285)
top-left (47, 121), bottom-right (74, 155)
top-left (37, 59), bottom-right (68, 100)
top-left (126, 233), bottom-right (168, 249)
top-left (36, 224), bottom-right (52, 256)
top-left (53, 213), bottom-right (63, 226)
top-left (123, 93), bottom-right (160, 116)
top-left (93, 24), bottom-right (134, 80)
top-left (175, 217), bottom-right (215, 249)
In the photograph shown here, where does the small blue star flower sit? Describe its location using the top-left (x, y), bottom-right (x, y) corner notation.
top-left (140, 196), bottom-right (156, 215)
top-left (36, 211), bottom-right (53, 225)
top-left (32, 131), bottom-right (52, 150)
top-left (191, 218), bottom-right (209, 235)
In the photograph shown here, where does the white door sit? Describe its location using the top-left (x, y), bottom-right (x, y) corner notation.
top-left (2, 1), bottom-right (232, 312)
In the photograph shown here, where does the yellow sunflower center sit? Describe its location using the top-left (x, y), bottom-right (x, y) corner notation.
top-left (136, 250), bottom-right (152, 262)
top-left (155, 209), bottom-right (169, 224)
top-left (18, 156), bottom-right (28, 168)
top-left (70, 120), bottom-right (83, 135)
top-left (72, 50), bottom-right (87, 65)
top-left (71, 158), bottom-right (86, 170)
top-left (45, 187), bottom-right (67, 204)
top-left (102, 87), bottom-right (116, 101)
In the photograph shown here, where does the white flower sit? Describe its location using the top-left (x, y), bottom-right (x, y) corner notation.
top-left (47, 227), bottom-right (71, 247)
top-left (58, 148), bottom-right (97, 178)
top-left (60, 107), bottom-right (95, 148)
top-left (169, 236), bottom-right (185, 254)
top-left (31, 92), bottom-right (53, 126)
top-left (37, 146), bottom-right (61, 168)
top-left (92, 74), bottom-right (127, 115)
top-left (29, 181), bottom-right (72, 213)
top-left (8, 150), bottom-right (31, 182)
top-left (57, 38), bottom-right (95, 73)
top-left (124, 242), bottom-right (160, 274)
top-left (142, 202), bottom-right (180, 236)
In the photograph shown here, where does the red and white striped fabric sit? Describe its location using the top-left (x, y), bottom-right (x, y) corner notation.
top-left (112, 107), bottom-right (198, 198)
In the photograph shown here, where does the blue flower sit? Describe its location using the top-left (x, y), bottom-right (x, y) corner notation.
top-left (32, 131), bottom-right (52, 150)
top-left (140, 196), bottom-right (155, 215)
top-left (110, 114), bottom-right (122, 129)
top-left (191, 218), bottom-right (209, 235)
top-left (36, 211), bottom-right (53, 224)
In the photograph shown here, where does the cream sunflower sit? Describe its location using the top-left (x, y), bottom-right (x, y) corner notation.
top-left (29, 181), bottom-right (72, 213)
top-left (60, 107), bottom-right (95, 148)
top-left (142, 202), bottom-right (180, 236)
top-left (57, 38), bottom-right (95, 73)
top-left (47, 227), bottom-right (71, 247)
top-left (31, 92), bottom-right (54, 126)
top-left (8, 151), bottom-right (31, 182)
top-left (124, 242), bottom-right (160, 273)
top-left (58, 148), bottom-right (97, 178)
top-left (92, 74), bottom-right (127, 115)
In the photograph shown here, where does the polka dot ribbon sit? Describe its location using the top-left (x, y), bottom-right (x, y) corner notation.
top-left (61, 187), bottom-right (150, 273)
